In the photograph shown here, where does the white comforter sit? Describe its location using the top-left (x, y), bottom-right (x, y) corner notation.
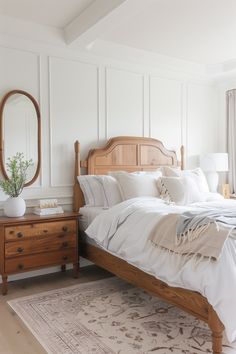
top-left (86, 197), bottom-right (236, 343)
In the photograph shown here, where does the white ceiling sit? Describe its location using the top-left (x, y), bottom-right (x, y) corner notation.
top-left (101, 0), bottom-right (236, 65)
top-left (0, 0), bottom-right (94, 27)
top-left (1, 0), bottom-right (236, 66)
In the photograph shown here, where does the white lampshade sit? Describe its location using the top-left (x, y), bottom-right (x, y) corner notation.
top-left (200, 153), bottom-right (228, 172)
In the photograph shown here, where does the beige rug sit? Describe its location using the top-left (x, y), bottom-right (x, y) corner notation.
top-left (8, 277), bottom-right (235, 354)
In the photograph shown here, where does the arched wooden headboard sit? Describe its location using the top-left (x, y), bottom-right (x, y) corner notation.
top-left (73, 136), bottom-right (184, 212)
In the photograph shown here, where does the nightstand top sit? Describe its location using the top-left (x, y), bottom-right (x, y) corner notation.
top-left (0, 211), bottom-right (80, 225)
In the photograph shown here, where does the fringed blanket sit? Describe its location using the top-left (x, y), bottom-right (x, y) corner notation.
top-left (150, 209), bottom-right (236, 260)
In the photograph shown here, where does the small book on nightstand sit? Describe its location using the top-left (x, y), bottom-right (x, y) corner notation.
top-left (33, 206), bottom-right (64, 215)
top-left (33, 199), bottom-right (64, 215)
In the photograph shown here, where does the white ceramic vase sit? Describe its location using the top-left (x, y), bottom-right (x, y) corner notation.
top-left (4, 196), bottom-right (26, 217)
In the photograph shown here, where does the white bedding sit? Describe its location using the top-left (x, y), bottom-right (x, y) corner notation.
top-left (85, 197), bottom-right (236, 343)
top-left (79, 206), bottom-right (106, 231)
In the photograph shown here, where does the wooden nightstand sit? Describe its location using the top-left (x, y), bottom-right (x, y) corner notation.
top-left (0, 212), bottom-right (79, 295)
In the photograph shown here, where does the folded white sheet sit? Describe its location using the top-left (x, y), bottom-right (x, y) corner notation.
top-left (85, 197), bottom-right (236, 343)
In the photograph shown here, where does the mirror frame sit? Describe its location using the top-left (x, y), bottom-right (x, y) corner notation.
top-left (0, 90), bottom-right (41, 187)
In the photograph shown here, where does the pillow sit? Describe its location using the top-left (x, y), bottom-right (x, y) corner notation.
top-left (100, 175), bottom-right (123, 206)
top-left (77, 175), bottom-right (122, 207)
top-left (157, 175), bottom-right (206, 205)
top-left (109, 171), bottom-right (162, 200)
top-left (161, 166), bottom-right (181, 177)
top-left (162, 166), bottom-right (209, 194)
top-left (205, 192), bottom-right (224, 202)
top-left (133, 168), bottom-right (163, 175)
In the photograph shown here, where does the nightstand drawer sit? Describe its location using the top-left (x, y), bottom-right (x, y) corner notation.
top-left (5, 220), bottom-right (76, 241)
top-left (5, 249), bottom-right (76, 274)
top-left (5, 233), bottom-right (76, 258)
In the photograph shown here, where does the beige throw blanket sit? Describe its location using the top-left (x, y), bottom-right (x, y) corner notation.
top-left (150, 213), bottom-right (232, 260)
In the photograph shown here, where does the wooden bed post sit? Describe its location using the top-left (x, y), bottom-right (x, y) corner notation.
top-left (73, 141), bottom-right (83, 212)
top-left (74, 140), bottom-right (80, 176)
top-left (208, 306), bottom-right (224, 354)
top-left (180, 145), bottom-right (185, 170)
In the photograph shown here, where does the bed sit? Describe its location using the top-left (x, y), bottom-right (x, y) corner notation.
top-left (73, 136), bottom-right (225, 354)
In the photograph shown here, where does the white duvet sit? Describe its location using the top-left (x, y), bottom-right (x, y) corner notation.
top-left (86, 197), bottom-right (236, 343)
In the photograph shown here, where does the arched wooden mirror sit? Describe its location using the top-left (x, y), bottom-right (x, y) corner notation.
top-left (0, 90), bottom-right (41, 187)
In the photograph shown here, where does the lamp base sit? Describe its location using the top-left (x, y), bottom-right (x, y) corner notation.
top-left (205, 172), bottom-right (219, 192)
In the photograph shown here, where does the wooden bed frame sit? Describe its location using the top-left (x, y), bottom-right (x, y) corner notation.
top-left (73, 136), bottom-right (224, 354)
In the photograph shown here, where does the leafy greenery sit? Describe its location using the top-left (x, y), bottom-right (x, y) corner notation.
top-left (0, 153), bottom-right (33, 197)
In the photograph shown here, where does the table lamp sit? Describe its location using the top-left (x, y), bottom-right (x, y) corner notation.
top-left (200, 153), bottom-right (228, 192)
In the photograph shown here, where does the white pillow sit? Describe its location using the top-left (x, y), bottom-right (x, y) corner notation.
top-left (161, 166), bottom-right (181, 177)
top-left (205, 192), bottom-right (224, 202)
top-left (77, 175), bottom-right (122, 207)
top-left (109, 171), bottom-right (162, 200)
top-left (162, 166), bottom-right (209, 194)
top-left (157, 175), bottom-right (206, 205)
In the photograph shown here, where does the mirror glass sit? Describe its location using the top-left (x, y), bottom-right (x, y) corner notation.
top-left (0, 91), bottom-right (41, 186)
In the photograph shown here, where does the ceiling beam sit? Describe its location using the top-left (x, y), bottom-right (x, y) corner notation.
top-left (63, 0), bottom-right (132, 47)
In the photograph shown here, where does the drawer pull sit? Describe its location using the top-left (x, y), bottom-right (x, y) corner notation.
top-left (17, 232), bottom-right (23, 238)
top-left (17, 247), bottom-right (24, 253)
top-left (62, 256), bottom-right (68, 261)
top-left (62, 241), bottom-right (68, 248)
top-left (43, 229), bottom-right (48, 233)
top-left (62, 226), bottom-right (68, 232)
top-left (18, 264), bottom-right (24, 270)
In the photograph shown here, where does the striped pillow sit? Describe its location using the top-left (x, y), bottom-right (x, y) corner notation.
top-left (77, 175), bottom-right (122, 207)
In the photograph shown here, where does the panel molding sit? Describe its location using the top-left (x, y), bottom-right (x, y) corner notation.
top-left (105, 66), bottom-right (145, 139)
top-left (186, 82), bottom-right (218, 169)
top-left (48, 55), bottom-right (100, 188)
top-left (149, 75), bottom-right (184, 152)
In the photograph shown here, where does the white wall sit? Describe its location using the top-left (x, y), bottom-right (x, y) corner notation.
top-left (0, 25), bottom-right (222, 282)
top-left (0, 34), bottom-right (220, 210)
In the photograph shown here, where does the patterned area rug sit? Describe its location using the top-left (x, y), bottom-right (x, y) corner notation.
top-left (8, 277), bottom-right (235, 354)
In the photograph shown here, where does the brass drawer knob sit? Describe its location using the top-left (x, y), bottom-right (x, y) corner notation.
top-left (17, 232), bottom-right (23, 238)
top-left (18, 264), bottom-right (24, 270)
top-left (17, 247), bottom-right (24, 253)
top-left (62, 241), bottom-right (68, 247)
top-left (62, 226), bottom-right (68, 232)
top-left (62, 255), bottom-right (68, 261)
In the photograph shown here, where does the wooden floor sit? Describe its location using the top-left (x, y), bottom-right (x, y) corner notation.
top-left (0, 265), bottom-right (112, 354)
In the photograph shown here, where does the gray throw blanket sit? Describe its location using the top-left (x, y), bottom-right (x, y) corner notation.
top-left (176, 209), bottom-right (236, 245)
top-left (150, 208), bottom-right (236, 261)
